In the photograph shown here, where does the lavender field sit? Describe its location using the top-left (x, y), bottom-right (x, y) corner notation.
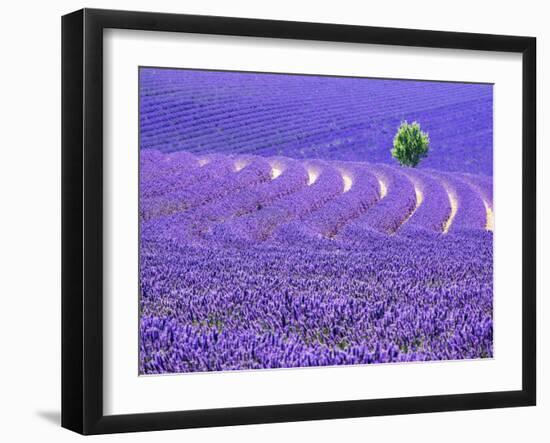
top-left (139, 68), bottom-right (493, 374)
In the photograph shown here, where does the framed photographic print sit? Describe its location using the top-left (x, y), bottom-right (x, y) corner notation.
top-left (61, 8), bottom-right (536, 435)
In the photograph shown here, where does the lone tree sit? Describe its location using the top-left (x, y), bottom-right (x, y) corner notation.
top-left (391, 121), bottom-right (430, 167)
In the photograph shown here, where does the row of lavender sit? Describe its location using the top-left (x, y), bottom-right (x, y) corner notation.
top-left (140, 149), bottom-right (492, 246)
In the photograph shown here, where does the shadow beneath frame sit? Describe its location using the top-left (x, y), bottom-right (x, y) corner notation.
top-left (36, 410), bottom-right (61, 426)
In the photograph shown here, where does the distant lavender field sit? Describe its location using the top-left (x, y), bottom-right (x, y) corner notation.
top-left (139, 68), bottom-right (493, 374)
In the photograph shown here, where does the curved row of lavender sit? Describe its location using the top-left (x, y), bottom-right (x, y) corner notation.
top-left (139, 68), bottom-right (493, 374)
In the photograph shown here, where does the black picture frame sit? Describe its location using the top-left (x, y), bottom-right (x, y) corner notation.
top-left (62, 8), bottom-right (536, 435)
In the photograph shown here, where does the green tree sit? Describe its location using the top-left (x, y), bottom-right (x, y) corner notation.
top-left (391, 121), bottom-right (430, 167)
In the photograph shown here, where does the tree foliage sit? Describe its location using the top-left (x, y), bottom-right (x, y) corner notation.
top-left (391, 121), bottom-right (430, 167)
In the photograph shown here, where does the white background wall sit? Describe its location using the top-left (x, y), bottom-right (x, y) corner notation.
top-left (0, 0), bottom-right (546, 441)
